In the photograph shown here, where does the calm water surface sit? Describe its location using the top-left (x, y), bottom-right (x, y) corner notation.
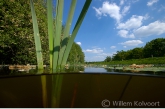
top-left (0, 66), bottom-right (165, 76)
top-left (84, 67), bottom-right (107, 72)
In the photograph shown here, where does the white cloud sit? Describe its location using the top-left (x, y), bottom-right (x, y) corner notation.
top-left (131, 0), bottom-right (139, 3)
top-left (158, 5), bottom-right (165, 12)
top-left (110, 46), bottom-right (116, 49)
top-left (94, 56), bottom-right (105, 58)
top-left (76, 42), bottom-right (81, 46)
top-left (147, 0), bottom-right (159, 6)
top-left (83, 48), bottom-right (103, 53)
top-left (134, 21), bottom-right (165, 37)
top-left (117, 15), bottom-right (144, 30)
top-left (120, 0), bottom-right (124, 5)
top-left (85, 52), bottom-right (114, 61)
top-left (86, 55), bottom-right (105, 62)
top-left (93, 1), bottom-right (121, 22)
top-left (98, 53), bottom-right (113, 56)
top-left (123, 46), bottom-right (127, 48)
top-left (122, 6), bottom-right (130, 15)
top-left (144, 14), bottom-right (150, 20)
top-left (118, 30), bottom-right (135, 38)
top-left (119, 40), bottom-right (143, 46)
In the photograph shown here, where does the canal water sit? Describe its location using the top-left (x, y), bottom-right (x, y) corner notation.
top-left (0, 66), bottom-right (165, 108)
top-left (0, 66), bottom-right (165, 76)
top-left (0, 73), bottom-right (165, 108)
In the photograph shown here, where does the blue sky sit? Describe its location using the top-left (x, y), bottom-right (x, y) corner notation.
top-left (61, 0), bottom-right (165, 62)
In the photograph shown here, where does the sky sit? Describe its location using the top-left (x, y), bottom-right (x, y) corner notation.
top-left (61, 0), bottom-right (165, 62)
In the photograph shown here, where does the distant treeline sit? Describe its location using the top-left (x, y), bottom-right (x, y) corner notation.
top-left (112, 38), bottom-right (165, 61)
top-left (88, 57), bottom-right (165, 65)
top-left (87, 38), bottom-right (165, 65)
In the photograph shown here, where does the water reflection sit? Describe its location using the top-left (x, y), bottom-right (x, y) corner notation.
top-left (84, 67), bottom-right (107, 73)
top-left (0, 65), bottom-right (165, 77)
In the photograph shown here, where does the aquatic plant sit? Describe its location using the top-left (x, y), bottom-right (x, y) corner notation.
top-left (30, 0), bottom-right (92, 72)
top-left (30, 0), bottom-right (43, 70)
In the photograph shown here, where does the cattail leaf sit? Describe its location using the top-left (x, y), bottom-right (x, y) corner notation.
top-left (58, 0), bottom-right (77, 66)
top-left (30, 0), bottom-right (43, 69)
top-left (47, 0), bottom-right (54, 69)
top-left (52, 0), bottom-right (64, 72)
top-left (61, 0), bottom-right (92, 65)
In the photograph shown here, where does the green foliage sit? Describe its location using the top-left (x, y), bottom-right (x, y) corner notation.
top-left (109, 57), bottom-right (165, 65)
top-left (104, 56), bottom-right (111, 62)
top-left (93, 38), bottom-right (165, 65)
top-left (67, 42), bottom-right (85, 64)
top-left (30, 0), bottom-right (43, 69)
top-left (47, 0), bottom-right (54, 69)
top-left (143, 38), bottom-right (165, 58)
top-left (53, 0), bottom-right (64, 71)
top-left (112, 38), bottom-right (165, 61)
top-left (0, 0), bottom-right (36, 64)
top-left (0, 0), bottom-right (84, 65)
top-left (90, 57), bottom-right (165, 65)
top-left (61, 0), bottom-right (92, 65)
top-left (58, 0), bottom-right (77, 66)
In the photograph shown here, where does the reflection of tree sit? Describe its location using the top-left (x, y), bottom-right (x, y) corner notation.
top-left (104, 68), bottom-right (113, 72)
top-left (64, 66), bottom-right (85, 72)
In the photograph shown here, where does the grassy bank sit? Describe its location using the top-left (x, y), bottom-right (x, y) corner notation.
top-left (107, 66), bottom-right (165, 72)
top-left (91, 57), bottom-right (165, 65)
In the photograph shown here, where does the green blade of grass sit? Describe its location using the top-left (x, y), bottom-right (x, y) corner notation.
top-left (58, 0), bottom-right (77, 66)
top-left (30, 0), bottom-right (43, 69)
top-left (61, 0), bottom-right (92, 65)
top-left (47, 0), bottom-right (54, 70)
top-left (53, 0), bottom-right (64, 72)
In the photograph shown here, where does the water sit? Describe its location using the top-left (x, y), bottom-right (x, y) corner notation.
top-left (0, 73), bottom-right (165, 108)
top-left (84, 67), bottom-right (107, 72)
top-left (0, 66), bottom-right (165, 107)
top-left (0, 66), bottom-right (165, 108)
top-left (0, 66), bottom-right (165, 76)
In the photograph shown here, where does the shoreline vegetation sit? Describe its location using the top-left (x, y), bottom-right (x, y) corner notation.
top-left (85, 56), bottom-right (165, 72)
top-left (87, 57), bottom-right (165, 65)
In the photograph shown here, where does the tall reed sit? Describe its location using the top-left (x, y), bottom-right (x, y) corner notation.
top-left (30, 0), bottom-right (43, 69)
top-left (30, 0), bottom-right (92, 72)
top-left (52, 0), bottom-right (64, 72)
top-left (47, 0), bottom-right (54, 69)
top-left (58, 0), bottom-right (77, 66)
top-left (61, 0), bottom-right (92, 65)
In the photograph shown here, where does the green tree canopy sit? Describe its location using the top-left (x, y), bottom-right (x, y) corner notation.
top-left (143, 38), bottom-right (165, 58)
top-left (67, 42), bottom-right (84, 64)
top-left (104, 56), bottom-right (111, 62)
top-left (111, 38), bottom-right (165, 61)
top-left (0, 0), bottom-right (85, 65)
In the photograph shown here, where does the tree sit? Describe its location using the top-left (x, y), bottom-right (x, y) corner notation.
top-left (129, 47), bottom-right (143, 59)
top-left (0, 0), bottom-right (85, 65)
top-left (112, 50), bottom-right (126, 61)
top-left (104, 56), bottom-right (111, 62)
top-left (143, 38), bottom-right (165, 58)
top-left (67, 42), bottom-right (84, 64)
top-left (0, 0), bottom-right (36, 64)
